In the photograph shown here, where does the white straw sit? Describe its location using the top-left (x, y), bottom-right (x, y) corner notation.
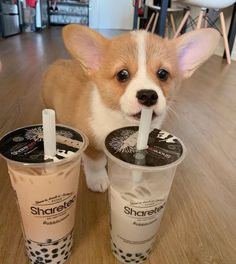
top-left (137, 107), bottom-right (153, 150)
top-left (133, 107), bottom-right (153, 183)
top-left (42, 109), bottom-right (57, 157)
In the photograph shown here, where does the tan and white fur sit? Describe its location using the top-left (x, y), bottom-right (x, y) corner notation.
top-left (42, 25), bottom-right (219, 192)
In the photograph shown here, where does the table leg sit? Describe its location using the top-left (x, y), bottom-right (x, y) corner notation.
top-left (154, 0), bottom-right (169, 37)
top-left (224, 3), bottom-right (236, 58)
top-left (133, 0), bottom-right (139, 30)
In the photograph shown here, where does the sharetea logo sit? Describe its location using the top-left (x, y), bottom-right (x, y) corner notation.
top-left (30, 195), bottom-right (76, 216)
top-left (124, 203), bottom-right (165, 217)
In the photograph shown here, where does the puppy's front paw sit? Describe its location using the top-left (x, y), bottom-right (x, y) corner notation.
top-left (85, 168), bottom-right (110, 192)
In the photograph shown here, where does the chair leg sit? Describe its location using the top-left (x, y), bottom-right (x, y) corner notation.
top-left (220, 11), bottom-right (231, 64)
top-left (165, 16), bottom-right (169, 36)
top-left (170, 13), bottom-right (176, 34)
top-left (174, 10), bottom-right (190, 39)
top-left (152, 12), bottom-right (159, 33)
top-left (196, 9), bottom-right (205, 29)
top-left (204, 13), bottom-right (208, 28)
top-left (146, 13), bottom-right (155, 31)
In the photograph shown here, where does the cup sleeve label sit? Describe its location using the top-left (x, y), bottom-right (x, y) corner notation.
top-left (110, 186), bottom-right (166, 255)
top-left (8, 162), bottom-right (80, 244)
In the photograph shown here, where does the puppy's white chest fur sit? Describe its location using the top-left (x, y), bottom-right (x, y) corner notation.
top-left (89, 86), bottom-right (130, 150)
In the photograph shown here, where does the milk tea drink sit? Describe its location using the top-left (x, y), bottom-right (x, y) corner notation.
top-left (104, 127), bottom-right (185, 264)
top-left (0, 125), bottom-right (88, 264)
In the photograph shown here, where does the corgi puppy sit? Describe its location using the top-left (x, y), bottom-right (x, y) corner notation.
top-left (42, 25), bottom-right (219, 192)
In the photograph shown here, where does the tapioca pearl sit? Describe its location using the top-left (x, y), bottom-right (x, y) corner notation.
top-left (136, 253), bottom-right (141, 257)
top-left (57, 262), bottom-right (61, 264)
top-left (113, 250), bottom-right (118, 255)
top-left (113, 243), bottom-right (117, 248)
top-left (67, 242), bottom-right (71, 248)
top-left (27, 240), bottom-right (31, 244)
top-left (146, 249), bottom-right (151, 253)
top-left (121, 256), bottom-right (126, 260)
top-left (45, 259), bottom-right (52, 263)
top-left (119, 249), bottom-right (123, 253)
top-left (64, 255), bottom-right (68, 260)
top-left (35, 251), bottom-right (41, 255)
top-left (65, 251), bottom-right (69, 256)
top-left (143, 257), bottom-right (147, 261)
top-left (61, 250), bottom-right (65, 255)
top-left (52, 254), bottom-right (58, 258)
top-left (30, 252), bottom-right (36, 257)
top-left (35, 261), bottom-right (43, 264)
top-left (52, 248), bottom-right (59, 254)
top-left (61, 244), bottom-right (66, 249)
top-left (46, 239), bottom-right (52, 243)
top-left (63, 237), bottom-right (67, 242)
top-left (41, 248), bottom-right (48, 253)
top-left (53, 241), bottom-right (59, 245)
top-left (135, 261), bottom-right (140, 263)
top-left (36, 257), bottom-right (43, 261)
top-left (126, 253), bottom-right (132, 257)
top-left (29, 246), bottom-right (32, 250)
top-left (45, 254), bottom-right (50, 258)
top-left (125, 261), bottom-right (131, 263)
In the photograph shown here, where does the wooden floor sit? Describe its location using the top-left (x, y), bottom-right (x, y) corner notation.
top-left (0, 27), bottom-right (236, 264)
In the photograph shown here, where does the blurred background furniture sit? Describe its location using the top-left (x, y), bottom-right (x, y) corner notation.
top-left (134, 0), bottom-right (172, 37)
top-left (174, 0), bottom-right (236, 64)
top-left (224, 3), bottom-right (236, 60)
top-left (145, 0), bottom-right (184, 36)
top-left (0, 0), bottom-right (22, 37)
top-left (49, 0), bottom-right (89, 26)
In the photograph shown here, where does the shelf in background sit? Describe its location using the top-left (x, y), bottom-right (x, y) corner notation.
top-left (57, 1), bottom-right (89, 6)
top-left (49, 12), bottom-right (88, 17)
top-left (49, 0), bottom-right (89, 26)
top-left (50, 22), bottom-right (89, 26)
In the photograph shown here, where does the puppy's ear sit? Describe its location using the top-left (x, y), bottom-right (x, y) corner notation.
top-left (63, 25), bottom-right (108, 73)
top-left (174, 28), bottom-right (220, 79)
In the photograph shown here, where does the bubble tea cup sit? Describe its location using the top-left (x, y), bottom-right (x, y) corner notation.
top-left (0, 124), bottom-right (88, 264)
top-left (104, 126), bottom-right (186, 264)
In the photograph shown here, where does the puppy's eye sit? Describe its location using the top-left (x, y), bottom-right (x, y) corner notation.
top-left (157, 69), bottom-right (169, 81)
top-left (116, 69), bottom-right (130, 82)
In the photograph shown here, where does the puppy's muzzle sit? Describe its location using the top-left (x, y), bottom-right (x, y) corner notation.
top-left (136, 89), bottom-right (158, 107)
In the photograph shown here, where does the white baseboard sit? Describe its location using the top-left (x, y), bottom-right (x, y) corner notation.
top-left (231, 50), bottom-right (236, 61)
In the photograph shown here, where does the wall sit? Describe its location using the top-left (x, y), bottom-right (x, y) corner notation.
top-left (89, 0), bottom-right (134, 30)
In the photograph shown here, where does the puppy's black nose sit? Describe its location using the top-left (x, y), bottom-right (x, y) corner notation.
top-left (136, 89), bottom-right (158, 106)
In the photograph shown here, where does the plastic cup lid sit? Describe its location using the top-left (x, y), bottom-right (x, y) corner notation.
top-left (0, 125), bottom-right (88, 165)
top-left (104, 126), bottom-right (186, 170)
